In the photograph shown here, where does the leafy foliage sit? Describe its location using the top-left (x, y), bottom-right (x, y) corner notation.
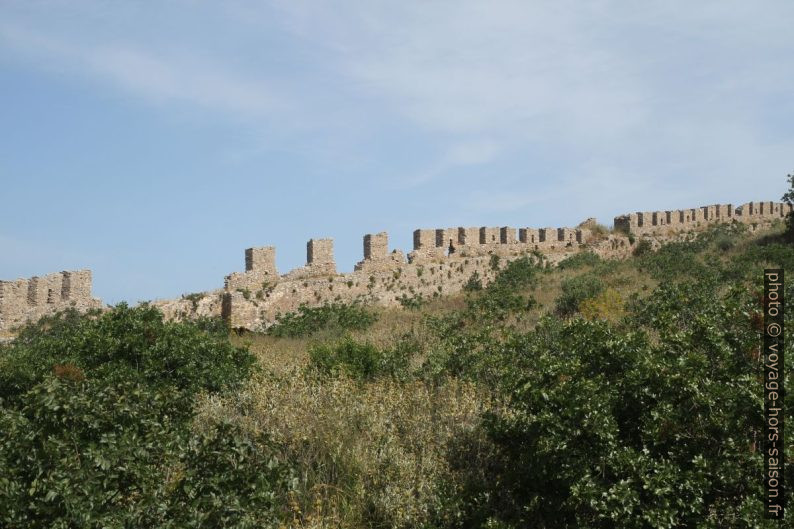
top-left (3, 204), bottom-right (792, 528)
top-left (267, 302), bottom-right (377, 338)
top-left (557, 251), bottom-right (601, 270)
top-left (397, 292), bottom-right (427, 310)
top-left (465, 256), bottom-right (541, 320)
top-left (782, 170), bottom-right (794, 239)
top-left (555, 274), bottom-right (605, 316)
top-left (632, 238), bottom-right (653, 256)
top-left (309, 335), bottom-right (416, 381)
top-left (0, 305), bottom-right (290, 528)
top-left (578, 287), bottom-right (626, 321)
top-left (458, 281), bottom-right (791, 528)
top-left (463, 271), bottom-right (483, 292)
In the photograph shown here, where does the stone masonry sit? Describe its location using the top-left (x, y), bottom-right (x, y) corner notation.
top-left (5, 198), bottom-right (789, 334)
top-left (208, 198), bottom-right (791, 331)
top-left (613, 201), bottom-right (793, 236)
top-left (0, 270), bottom-right (102, 335)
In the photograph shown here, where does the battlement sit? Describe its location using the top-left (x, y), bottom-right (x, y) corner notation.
top-left (614, 200), bottom-right (792, 236)
top-left (307, 238), bottom-right (336, 273)
top-left (208, 196), bottom-right (793, 331)
top-left (405, 223), bottom-right (593, 261)
top-left (0, 270), bottom-right (101, 334)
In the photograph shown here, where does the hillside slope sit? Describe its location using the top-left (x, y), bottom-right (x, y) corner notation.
top-left (1, 221), bottom-right (792, 528)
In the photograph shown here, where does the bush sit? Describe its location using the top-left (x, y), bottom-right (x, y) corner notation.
top-left (714, 234), bottom-right (735, 252)
top-left (463, 271), bottom-right (483, 291)
top-left (557, 252), bottom-right (601, 270)
top-left (0, 305), bottom-right (290, 528)
top-left (464, 256), bottom-right (541, 320)
top-left (555, 274), bottom-right (605, 316)
top-left (267, 302), bottom-right (377, 338)
top-left (462, 294), bottom-right (792, 527)
top-left (632, 238), bottom-right (653, 256)
top-left (578, 288), bottom-right (626, 321)
top-left (398, 293), bottom-right (426, 310)
top-left (309, 335), bottom-right (415, 380)
top-left (0, 304), bottom-right (253, 412)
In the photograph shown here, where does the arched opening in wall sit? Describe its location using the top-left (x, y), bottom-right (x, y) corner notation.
top-left (446, 239), bottom-right (456, 256)
top-left (47, 289), bottom-right (56, 304)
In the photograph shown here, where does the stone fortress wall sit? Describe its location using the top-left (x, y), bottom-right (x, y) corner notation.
top-left (0, 270), bottom-right (102, 334)
top-left (613, 200), bottom-right (791, 236)
top-left (2, 199), bottom-right (790, 334)
top-left (178, 199), bottom-right (790, 331)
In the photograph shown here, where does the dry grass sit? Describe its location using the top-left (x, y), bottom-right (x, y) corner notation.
top-left (195, 371), bottom-right (489, 528)
top-left (211, 297), bottom-right (490, 528)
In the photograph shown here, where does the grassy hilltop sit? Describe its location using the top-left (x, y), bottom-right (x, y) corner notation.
top-left (1, 221), bottom-right (792, 528)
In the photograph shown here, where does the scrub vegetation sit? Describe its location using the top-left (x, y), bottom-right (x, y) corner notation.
top-left (1, 221), bottom-right (792, 528)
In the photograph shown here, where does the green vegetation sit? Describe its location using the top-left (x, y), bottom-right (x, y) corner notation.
top-left (267, 302), bottom-right (377, 338)
top-left (782, 170), bottom-right (794, 239)
top-left (397, 292), bottom-right (426, 310)
top-left (557, 251), bottom-right (601, 270)
top-left (555, 273), bottom-right (605, 316)
top-left (0, 305), bottom-right (290, 528)
top-left (1, 222), bottom-right (792, 528)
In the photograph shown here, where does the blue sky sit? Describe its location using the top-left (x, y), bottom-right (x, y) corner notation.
top-left (1, 1), bottom-right (793, 304)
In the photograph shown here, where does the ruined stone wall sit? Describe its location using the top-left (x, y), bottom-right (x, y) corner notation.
top-left (0, 270), bottom-right (102, 334)
top-left (139, 196), bottom-right (794, 331)
top-left (219, 217), bottom-right (604, 330)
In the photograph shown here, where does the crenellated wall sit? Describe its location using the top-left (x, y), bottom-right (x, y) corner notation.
top-left (6, 197), bottom-right (788, 334)
top-left (0, 270), bottom-right (102, 334)
top-left (216, 218), bottom-right (618, 329)
top-left (613, 200), bottom-right (792, 236)
top-left (213, 198), bottom-right (790, 330)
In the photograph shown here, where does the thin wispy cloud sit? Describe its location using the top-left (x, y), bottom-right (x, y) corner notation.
top-left (0, 23), bottom-right (283, 119)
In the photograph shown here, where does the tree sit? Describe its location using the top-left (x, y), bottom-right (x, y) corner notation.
top-left (781, 171), bottom-right (794, 240)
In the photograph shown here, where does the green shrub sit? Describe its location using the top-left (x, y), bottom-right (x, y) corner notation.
top-left (632, 238), bottom-right (653, 256)
top-left (463, 271), bottom-right (483, 292)
top-left (166, 421), bottom-right (292, 528)
top-left (557, 251), bottom-right (601, 270)
top-left (1, 304), bottom-right (253, 411)
top-left (0, 305), bottom-right (289, 528)
top-left (309, 336), bottom-right (415, 380)
top-left (579, 288), bottom-right (626, 321)
top-left (267, 302), bottom-right (377, 338)
top-left (555, 274), bottom-right (605, 316)
top-left (461, 256), bottom-right (542, 322)
top-left (398, 293), bottom-right (426, 310)
top-left (460, 290), bottom-right (792, 527)
top-left (714, 234), bottom-right (735, 252)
